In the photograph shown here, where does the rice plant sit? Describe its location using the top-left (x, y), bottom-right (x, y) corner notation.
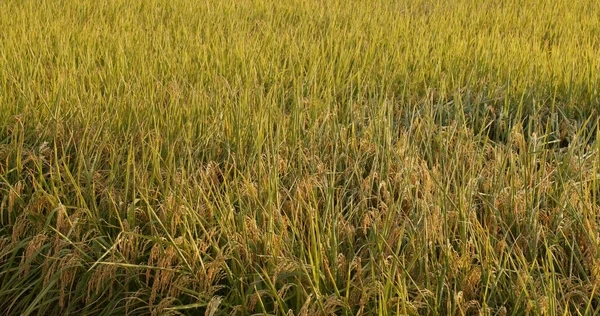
top-left (1, 0), bottom-right (599, 314)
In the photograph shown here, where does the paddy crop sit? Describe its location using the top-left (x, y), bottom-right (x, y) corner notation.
top-left (1, 0), bottom-right (600, 314)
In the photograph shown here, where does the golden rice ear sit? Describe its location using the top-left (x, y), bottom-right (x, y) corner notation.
top-left (204, 296), bottom-right (223, 316)
top-left (21, 233), bottom-right (48, 275)
top-left (11, 212), bottom-right (31, 244)
top-left (58, 254), bottom-right (80, 309)
top-left (153, 296), bottom-right (176, 316)
top-left (86, 263), bottom-right (117, 304)
top-left (147, 242), bottom-right (162, 285)
top-left (298, 295), bottom-right (312, 316)
top-left (55, 204), bottom-right (70, 236)
top-left (7, 181), bottom-right (23, 227)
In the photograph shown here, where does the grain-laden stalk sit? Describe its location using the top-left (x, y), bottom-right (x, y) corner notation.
top-left (1, 0), bottom-right (600, 314)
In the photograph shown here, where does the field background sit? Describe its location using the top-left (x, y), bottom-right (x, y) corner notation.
top-left (1, 0), bottom-right (600, 314)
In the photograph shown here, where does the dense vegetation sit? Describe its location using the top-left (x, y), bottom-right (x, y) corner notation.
top-left (1, 0), bottom-right (600, 314)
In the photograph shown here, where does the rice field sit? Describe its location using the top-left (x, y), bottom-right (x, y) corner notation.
top-left (1, 0), bottom-right (600, 314)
